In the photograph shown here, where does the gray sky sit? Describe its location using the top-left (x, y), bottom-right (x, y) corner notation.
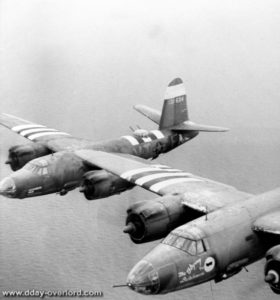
top-left (1, 0), bottom-right (280, 137)
top-left (1, 1), bottom-right (280, 299)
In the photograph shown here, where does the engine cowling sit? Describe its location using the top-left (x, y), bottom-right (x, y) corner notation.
top-left (265, 245), bottom-right (280, 294)
top-left (80, 170), bottom-right (133, 200)
top-left (123, 195), bottom-right (202, 243)
top-left (6, 143), bottom-right (51, 171)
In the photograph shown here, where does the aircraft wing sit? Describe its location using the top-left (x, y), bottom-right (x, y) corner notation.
top-left (253, 211), bottom-right (280, 235)
top-left (76, 149), bottom-right (252, 214)
top-left (0, 113), bottom-right (92, 152)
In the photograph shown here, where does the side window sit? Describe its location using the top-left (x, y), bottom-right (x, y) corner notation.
top-left (162, 234), bottom-right (177, 246)
top-left (196, 240), bottom-right (205, 254)
top-left (42, 167), bottom-right (48, 175)
top-left (188, 241), bottom-right (196, 255)
top-left (173, 237), bottom-right (185, 249)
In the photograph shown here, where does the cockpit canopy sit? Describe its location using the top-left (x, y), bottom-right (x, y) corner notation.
top-left (162, 233), bottom-right (206, 256)
top-left (23, 158), bottom-right (49, 176)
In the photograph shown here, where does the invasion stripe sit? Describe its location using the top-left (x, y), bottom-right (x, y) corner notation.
top-left (122, 136), bottom-right (139, 146)
top-left (135, 172), bottom-right (192, 186)
top-left (20, 128), bottom-right (57, 136)
top-left (28, 131), bottom-right (70, 140)
top-left (148, 132), bottom-right (158, 140)
top-left (130, 169), bottom-right (182, 182)
top-left (150, 130), bottom-right (164, 139)
top-left (132, 135), bottom-right (144, 144)
top-left (121, 167), bottom-right (181, 180)
top-left (141, 136), bottom-right (152, 143)
top-left (150, 164), bottom-right (169, 169)
top-left (12, 124), bottom-right (45, 132)
top-left (150, 178), bottom-right (201, 193)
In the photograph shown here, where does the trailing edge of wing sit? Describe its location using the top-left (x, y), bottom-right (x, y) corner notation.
top-left (253, 211), bottom-right (280, 235)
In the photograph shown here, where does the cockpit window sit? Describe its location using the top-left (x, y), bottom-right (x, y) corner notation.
top-left (24, 159), bottom-right (49, 176)
top-left (162, 233), bottom-right (206, 256)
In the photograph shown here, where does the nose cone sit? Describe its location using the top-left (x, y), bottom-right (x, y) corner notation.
top-left (127, 260), bottom-right (160, 295)
top-left (0, 177), bottom-right (16, 198)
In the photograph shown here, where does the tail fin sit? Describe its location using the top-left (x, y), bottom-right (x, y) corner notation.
top-left (159, 78), bottom-right (188, 129)
top-left (134, 77), bottom-right (228, 132)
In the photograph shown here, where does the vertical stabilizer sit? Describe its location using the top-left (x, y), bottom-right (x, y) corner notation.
top-left (159, 78), bottom-right (188, 129)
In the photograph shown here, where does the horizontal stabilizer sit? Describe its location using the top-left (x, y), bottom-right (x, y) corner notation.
top-left (171, 121), bottom-right (229, 132)
top-left (133, 105), bottom-right (160, 125)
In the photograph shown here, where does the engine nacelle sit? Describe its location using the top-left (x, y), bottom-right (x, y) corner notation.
top-left (265, 245), bottom-right (280, 294)
top-left (123, 195), bottom-right (202, 244)
top-left (80, 170), bottom-right (133, 200)
top-left (6, 143), bottom-right (51, 171)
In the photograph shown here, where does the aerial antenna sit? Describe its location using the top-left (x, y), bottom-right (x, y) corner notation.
top-left (205, 206), bottom-right (208, 221)
top-left (112, 284), bottom-right (128, 288)
top-left (209, 280), bottom-right (215, 300)
top-left (129, 126), bottom-right (135, 132)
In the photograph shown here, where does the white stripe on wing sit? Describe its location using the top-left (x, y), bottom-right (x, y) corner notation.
top-left (20, 128), bottom-right (57, 136)
top-left (150, 178), bottom-right (201, 193)
top-left (12, 124), bottom-right (45, 132)
top-left (28, 131), bottom-right (70, 140)
top-left (135, 172), bottom-right (192, 186)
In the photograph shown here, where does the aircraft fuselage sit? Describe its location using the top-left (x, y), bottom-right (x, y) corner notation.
top-left (127, 188), bottom-right (280, 294)
top-left (0, 129), bottom-right (197, 199)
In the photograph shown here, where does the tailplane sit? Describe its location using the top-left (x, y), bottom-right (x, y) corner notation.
top-left (134, 77), bottom-right (228, 132)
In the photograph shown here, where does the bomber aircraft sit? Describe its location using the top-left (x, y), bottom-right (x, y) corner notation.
top-left (73, 149), bottom-right (280, 296)
top-left (0, 78), bottom-right (227, 200)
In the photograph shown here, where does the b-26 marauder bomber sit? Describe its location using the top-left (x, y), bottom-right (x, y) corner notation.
top-left (0, 78), bottom-right (227, 200)
top-left (74, 149), bottom-right (280, 296)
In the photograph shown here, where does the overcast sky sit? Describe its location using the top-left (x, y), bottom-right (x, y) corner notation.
top-left (1, 0), bottom-right (280, 140)
top-left (1, 2), bottom-right (280, 299)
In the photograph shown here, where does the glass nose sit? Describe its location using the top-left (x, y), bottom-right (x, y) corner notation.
top-left (127, 260), bottom-right (159, 295)
top-left (0, 177), bottom-right (16, 197)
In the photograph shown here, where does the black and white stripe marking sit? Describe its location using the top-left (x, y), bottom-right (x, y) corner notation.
top-left (12, 124), bottom-right (70, 140)
top-left (121, 165), bottom-right (201, 193)
top-left (121, 130), bottom-right (165, 146)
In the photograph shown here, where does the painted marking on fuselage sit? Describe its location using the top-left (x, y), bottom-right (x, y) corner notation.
top-left (28, 131), bottom-right (70, 140)
top-left (12, 124), bottom-right (45, 132)
top-left (165, 85), bottom-right (185, 100)
top-left (149, 177), bottom-right (201, 193)
top-left (135, 172), bottom-right (191, 186)
top-left (122, 136), bottom-right (139, 146)
top-left (121, 167), bottom-right (181, 180)
top-left (141, 136), bottom-right (152, 143)
top-left (204, 257), bottom-right (215, 272)
top-left (150, 130), bottom-right (165, 139)
top-left (20, 128), bottom-right (58, 136)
